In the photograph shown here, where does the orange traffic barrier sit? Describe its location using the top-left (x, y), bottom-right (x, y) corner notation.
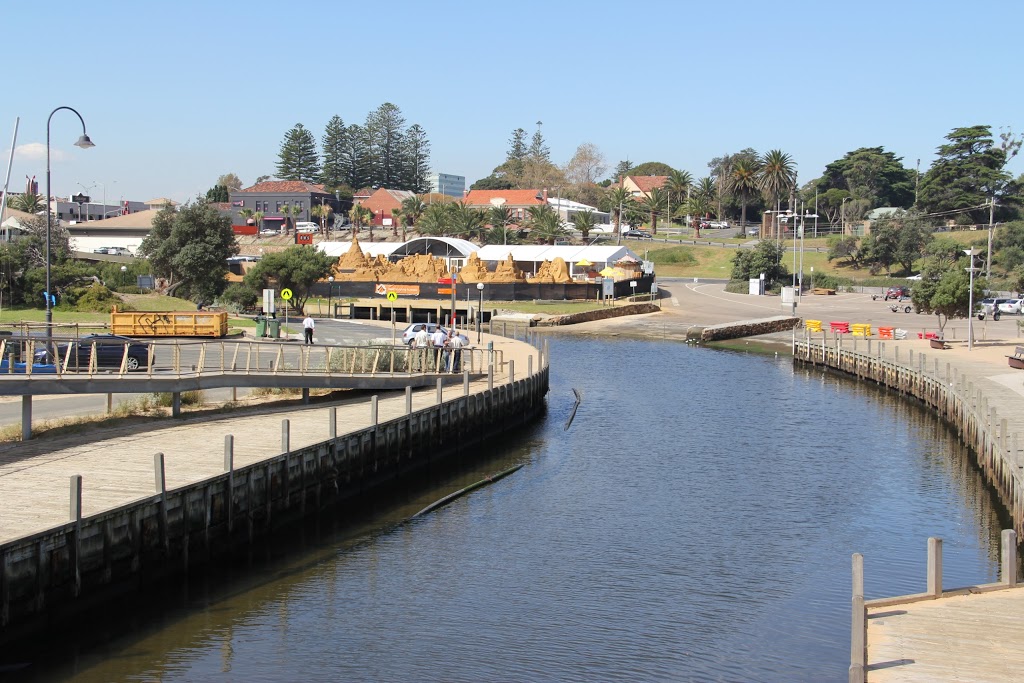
top-left (878, 326), bottom-right (894, 339)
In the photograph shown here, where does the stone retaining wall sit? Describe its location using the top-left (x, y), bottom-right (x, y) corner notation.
top-left (536, 303), bottom-right (660, 327)
top-left (0, 367), bottom-right (550, 642)
top-left (688, 316), bottom-right (800, 342)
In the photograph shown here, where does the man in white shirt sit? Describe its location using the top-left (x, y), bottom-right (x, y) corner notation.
top-left (302, 315), bottom-right (315, 344)
top-left (430, 327), bottom-right (448, 372)
top-left (447, 331), bottom-right (465, 372)
top-left (413, 326), bottom-right (431, 371)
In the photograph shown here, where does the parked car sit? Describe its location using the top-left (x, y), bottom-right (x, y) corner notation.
top-left (746, 227), bottom-right (760, 237)
top-left (92, 247), bottom-right (112, 254)
top-left (259, 228), bottom-right (280, 236)
top-left (295, 222), bottom-right (319, 234)
top-left (623, 230), bottom-right (653, 240)
top-left (106, 247), bottom-right (131, 256)
top-left (401, 323), bottom-right (470, 347)
top-left (885, 286), bottom-right (911, 301)
top-left (995, 298), bottom-right (1022, 314)
top-left (976, 298), bottom-right (1001, 321)
top-left (34, 334), bottom-right (154, 371)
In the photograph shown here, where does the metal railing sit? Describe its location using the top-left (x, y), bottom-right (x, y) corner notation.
top-left (0, 338), bottom-right (501, 380)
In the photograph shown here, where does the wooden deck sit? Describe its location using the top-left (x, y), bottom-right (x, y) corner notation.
top-left (867, 587), bottom-right (1024, 681)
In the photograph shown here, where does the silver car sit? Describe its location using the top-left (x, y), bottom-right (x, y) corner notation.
top-left (996, 298), bottom-right (1022, 314)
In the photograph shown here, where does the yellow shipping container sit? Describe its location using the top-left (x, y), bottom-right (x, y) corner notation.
top-left (111, 309), bottom-right (229, 338)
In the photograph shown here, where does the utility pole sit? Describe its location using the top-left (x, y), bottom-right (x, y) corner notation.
top-left (617, 193), bottom-right (624, 247)
top-left (987, 197), bottom-right (995, 279)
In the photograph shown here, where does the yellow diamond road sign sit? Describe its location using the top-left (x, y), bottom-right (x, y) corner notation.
top-left (387, 291), bottom-right (398, 301)
top-left (280, 288), bottom-right (293, 300)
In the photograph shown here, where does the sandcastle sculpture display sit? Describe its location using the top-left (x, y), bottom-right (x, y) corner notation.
top-left (329, 237), bottom-right (616, 285)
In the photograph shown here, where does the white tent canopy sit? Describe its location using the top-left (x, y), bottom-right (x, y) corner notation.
top-left (475, 244), bottom-right (642, 276)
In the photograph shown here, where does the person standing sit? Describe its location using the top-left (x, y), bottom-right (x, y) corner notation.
top-left (413, 325), bottom-right (431, 371)
top-left (302, 314), bottom-right (315, 344)
top-left (447, 330), bottom-right (465, 373)
top-left (430, 326), bottom-right (448, 372)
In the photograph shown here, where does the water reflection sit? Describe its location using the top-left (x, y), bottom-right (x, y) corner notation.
top-left (7, 337), bottom-right (1015, 683)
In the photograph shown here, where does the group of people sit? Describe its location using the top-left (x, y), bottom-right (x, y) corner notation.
top-left (412, 325), bottom-right (464, 373)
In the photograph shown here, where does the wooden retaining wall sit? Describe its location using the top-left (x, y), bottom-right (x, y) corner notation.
top-left (793, 337), bottom-right (1024, 543)
top-left (0, 366), bottom-right (549, 641)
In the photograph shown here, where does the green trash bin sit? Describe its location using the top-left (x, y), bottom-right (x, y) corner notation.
top-left (254, 316), bottom-right (266, 338)
top-left (267, 318), bottom-right (281, 339)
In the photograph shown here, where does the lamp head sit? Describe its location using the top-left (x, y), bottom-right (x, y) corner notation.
top-left (476, 282), bottom-right (484, 291)
top-left (328, 276), bottom-right (334, 283)
top-left (74, 134), bottom-right (95, 149)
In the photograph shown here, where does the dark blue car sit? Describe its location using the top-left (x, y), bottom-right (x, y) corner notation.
top-left (34, 334), bottom-right (154, 371)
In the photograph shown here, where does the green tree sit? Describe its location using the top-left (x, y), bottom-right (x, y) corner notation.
top-left (527, 204), bottom-right (565, 245)
top-left (612, 160), bottom-right (634, 181)
top-left (311, 203), bottom-right (333, 235)
top-left (205, 185), bottom-right (229, 202)
top-left (366, 102), bottom-right (407, 188)
top-left (340, 124), bottom-right (372, 190)
top-left (725, 158), bottom-right (761, 236)
top-left (665, 169), bottom-right (693, 209)
top-left (758, 149), bottom-right (797, 209)
top-left (279, 204), bottom-right (300, 233)
top-left (628, 161), bottom-right (674, 176)
top-left (138, 202), bottom-right (238, 303)
top-left (401, 196), bottom-right (426, 230)
top-left (504, 127), bottom-right (528, 183)
top-left (400, 123), bottom-right (431, 193)
top-left (814, 147), bottom-right (915, 209)
top-left (864, 210), bottom-right (932, 274)
top-left (639, 188), bottom-right (668, 235)
top-left (573, 209), bottom-right (596, 240)
top-left (991, 221), bottom-right (1024, 274)
top-left (917, 125), bottom-right (1020, 224)
top-left (607, 186), bottom-right (631, 234)
top-left (528, 121), bottom-right (550, 163)
top-left (418, 202), bottom-right (453, 236)
top-left (470, 173), bottom-right (514, 191)
top-left (730, 240), bottom-right (788, 288)
top-left (216, 173), bottom-right (243, 192)
top-left (911, 254), bottom-right (985, 336)
top-left (243, 245), bottom-right (334, 314)
top-left (449, 202), bottom-right (485, 240)
top-left (709, 148), bottom-right (763, 224)
top-left (276, 123), bottom-right (320, 182)
top-left (320, 115), bottom-right (349, 190)
top-left (826, 235), bottom-right (865, 267)
top-left (9, 192), bottom-right (43, 213)
top-left (348, 205), bottom-right (373, 237)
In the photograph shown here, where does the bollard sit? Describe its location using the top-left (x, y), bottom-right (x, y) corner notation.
top-left (329, 407), bottom-right (337, 439)
top-left (70, 474), bottom-right (83, 597)
top-left (371, 395), bottom-right (379, 425)
top-left (488, 364), bottom-right (494, 391)
top-left (528, 355), bottom-right (533, 378)
top-left (927, 537), bottom-right (943, 596)
top-left (1003, 529), bottom-right (1018, 587)
top-left (21, 396), bottom-right (31, 442)
top-left (405, 386), bottom-right (413, 414)
top-left (850, 552), bottom-right (865, 681)
top-left (509, 360), bottom-right (515, 384)
top-left (463, 370), bottom-right (470, 396)
top-left (282, 419), bottom-right (290, 453)
top-left (436, 378), bottom-right (443, 404)
top-left (154, 452), bottom-right (169, 553)
top-left (70, 474), bottom-right (83, 523)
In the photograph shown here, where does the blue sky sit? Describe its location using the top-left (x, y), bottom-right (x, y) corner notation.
top-left (4, 0), bottom-right (1022, 206)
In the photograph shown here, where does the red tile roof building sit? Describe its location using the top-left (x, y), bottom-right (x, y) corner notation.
top-left (462, 189), bottom-right (548, 222)
top-left (620, 175), bottom-right (668, 199)
top-left (358, 188), bottom-right (416, 226)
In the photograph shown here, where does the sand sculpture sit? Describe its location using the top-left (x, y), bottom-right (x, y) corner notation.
top-left (331, 239), bottom-right (530, 284)
top-left (526, 257), bottom-right (572, 284)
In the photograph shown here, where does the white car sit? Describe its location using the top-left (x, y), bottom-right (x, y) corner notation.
top-left (401, 323), bottom-right (469, 347)
top-left (996, 298), bottom-right (1022, 314)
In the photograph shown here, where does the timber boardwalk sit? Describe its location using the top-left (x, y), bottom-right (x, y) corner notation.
top-left (793, 331), bottom-right (1024, 681)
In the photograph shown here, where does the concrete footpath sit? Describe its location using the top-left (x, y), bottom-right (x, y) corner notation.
top-left (0, 327), bottom-right (539, 545)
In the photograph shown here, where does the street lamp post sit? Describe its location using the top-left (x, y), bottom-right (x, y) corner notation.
top-left (327, 276), bottom-right (334, 318)
top-left (120, 265), bottom-right (127, 289)
top-left (965, 248), bottom-right (980, 351)
top-left (46, 106), bottom-right (95, 341)
top-left (476, 282), bottom-right (484, 344)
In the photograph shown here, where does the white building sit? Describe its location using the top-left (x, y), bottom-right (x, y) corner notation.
top-left (547, 197), bottom-right (610, 225)
top-left (428, 173), bottom-right (465, 198)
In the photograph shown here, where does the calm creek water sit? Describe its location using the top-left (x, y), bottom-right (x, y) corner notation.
top-left (5, 337), bottom-right (1014, 682)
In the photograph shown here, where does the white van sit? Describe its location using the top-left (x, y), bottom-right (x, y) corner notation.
top-left (295, 221), bottom-right (318, 234)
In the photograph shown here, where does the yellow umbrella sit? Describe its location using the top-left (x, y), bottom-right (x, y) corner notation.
top-left (599, 267), bottom-right (616, 277)
top-left (576, 259), bottom-right (593, 267)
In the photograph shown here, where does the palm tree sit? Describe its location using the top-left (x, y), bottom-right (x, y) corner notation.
top-left (573, 209), bottom-right (596, 240)
top-left (639, 188), bottom-right (667, 235)
top-left (527, 206), bottom-right (566, 245)
top-left (418, 203), bottom-right (452, 236)
top-left (726, 159), bottom-right (761, 237)
top-left (253, 211), bottom-right (265, 233)
top-left (10, 192), bottom-right (44, 213)
top-left (486, 205), bottom-right (514, 245)
top-left (280, 204), bottom-right (300, 234)
top-left (607, 186), bottom-right (631, 235)
top-left (238, 208), bottom-right (255, 228)
top-left (390, 208), bottom-right (403, 238)
top-left (686, 195), bottom-right (711, 236)
top-left (449, 202), bottom-right (485, 240)
top-left (664, 169), bottom-right (692, 229)
top-left (401, 196), bottom-right (426, 229)
top-left (758, 149), bottom-right (797, 210)
top-left (311, 203), bottom-right (333, 236)
top-left (348, 205), bottom-right (373, 238)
